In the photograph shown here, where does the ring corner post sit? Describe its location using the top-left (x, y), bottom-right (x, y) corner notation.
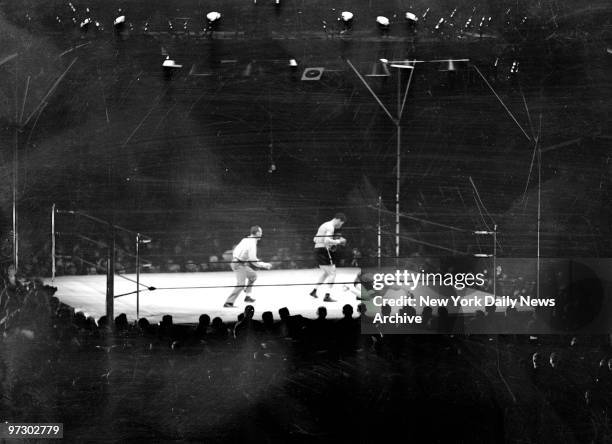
top-left (51, 204), bottom-right (56, 282)
top-left (106, 227), bottom-right (115, 330)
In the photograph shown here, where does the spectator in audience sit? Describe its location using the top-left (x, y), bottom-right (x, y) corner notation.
top-left (208, 255), bottom-right (219, 271)
top-left (0, 265), bottom-right (25, 331)
top-left (221, 249), bottom-right (233, 269)
top-left (261, 311), bottom-right (278, 338)
top-left (528, 352), bottom-right (548, 388)
top-left (398, 305), bottom-right (417, 330)
top-left (137, 317), bottom-right (154, 337)
top-left (115, 313), bottom-right (129, 332)
top-left (195, 314), bottom-right (210, 341)
top-left (469, 310), bottom-right (486, 334)
top-left (84, 315), bottom-right (98, 333)
top-left (380, 304), bottom-right (392, 318)
top-left (376, 304), bottom-right (392, 336)
top-left (546, 351), bottom-right (568, 401)
top-left (350, 248), bottom-right (362, 267)
top-left (65, 260), bottom-right (77, 275)
top-left (115, 253), bottom-right (126, 274)
top-left (209, 317), bottom-right (228, 342)
top-left (55, 306), bottom-right (78, 345)
top-left (526, 308), bottom-right (548, 334)
top-left (356, 303), bottom-right (376, 350)
top-left (184, 260), bottom-right (199, 272)
top-left (22, 281), bottom-right (52, 326)
top-left (549, 351), bottom-right (560, 370)
top-left (97, 315), bottom-right (109, 330)
top-left (356, 303), bottom-right (373, 324)
top-left (336, 304), bottom-right (359, 353)
top-left (278, 307), bottom-right (304, 340)
top-left (74, 311), bottom-right (87, 328)
top-left (432, 307), bottom-right (451, 333)
top-left (95, 257), bottom-right (107, 274)
top-left (165, 259), bottom-right (181, 273)
top-left (234, 305), bottom-right (261, 343)
top-left (484, 305), bottom-right (499, 333)
top-left (420, 306), bottom-right (433, 330)
top-left (503, 307), bottom-right (521, 334)
top-left (159, 314), bottom-right (175, 345)
top-left (308, 306), bottom-right (332, 351)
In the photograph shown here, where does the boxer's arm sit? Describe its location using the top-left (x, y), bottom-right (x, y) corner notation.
top-left (247, 243), bottom-right (272, 269)
top-left (323, 227), bottom-right (344, 248)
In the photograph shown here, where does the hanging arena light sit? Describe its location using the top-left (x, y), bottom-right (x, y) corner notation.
top-left (339, 11), bottom-right (354, 32)
top-left (163, 56), bottom-right (183, 80)
top-left (206, 11), bottom-right (221, 24)
top-left (376, 15), bottom-right (390, 34)
top-left (114, 9), bottom-right (125, 31)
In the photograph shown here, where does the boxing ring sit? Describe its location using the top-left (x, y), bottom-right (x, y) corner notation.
top-left (44, 268), bottom-right (362, 324)
top-left (48, 208), bottom-right (503, 326)
top-left (43, 267), bottom-right (511, 326)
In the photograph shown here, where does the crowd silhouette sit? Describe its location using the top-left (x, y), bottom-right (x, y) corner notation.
top-left (1, 266), bottom-right (611, 442)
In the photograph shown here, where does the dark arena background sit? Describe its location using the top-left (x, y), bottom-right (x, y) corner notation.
top-left (1, 0), bottom-right (612, 442)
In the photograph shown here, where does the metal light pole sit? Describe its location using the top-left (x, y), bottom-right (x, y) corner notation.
top-left (135, 233), bottom-right (151, 321)
top-left (346, 58), bottom-right (468, 264)
top-left (377, 195), bottom-right (382, 267)
top-left (55, 209), bottom-right (151, 324)
top-left (346, 58), bottom-right (415, 264)
top-left (493, 224), bottom-right (497, 298)
top-left (12, 55), bottom-right (19, 272)
top-left (395, 69), bottom-right (402, 264)
top-left (136, 233), bottom-right (141, 321)
top-left (13, 124), bottom-right (18, 271)
top-left (106, 227), bottom-right (115, 326)
top-left (536, 144), bottom-right (541, 300)
top-left (1, 56), bottom-right (18, 263)
top-left (51, 204), bottom-right (56, 281)
top-left (474, 226), bottom-right (498, 297)
top-left (5, 53), bottom-right (74, 272)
